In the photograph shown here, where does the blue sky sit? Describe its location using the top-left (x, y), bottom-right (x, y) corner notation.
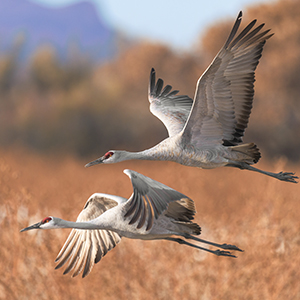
top-left (30, 0), bottom-right (273, 50)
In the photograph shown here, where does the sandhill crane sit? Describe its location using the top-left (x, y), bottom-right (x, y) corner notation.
top-left (85, 12), bottom-right (297, 183)
top-left (21, 169), bottom-right (242, 278)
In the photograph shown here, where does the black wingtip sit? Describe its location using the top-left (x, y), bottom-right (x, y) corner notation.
top-left (149, 68), bottom-right (156, 95)
top-left (224, 11), bottom-right (243, 49)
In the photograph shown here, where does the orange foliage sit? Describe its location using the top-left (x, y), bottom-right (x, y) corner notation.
top-left (0, 147), bottom-right (299, 299)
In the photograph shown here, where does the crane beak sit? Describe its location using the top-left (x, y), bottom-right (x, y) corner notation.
top-left (20, 221), bottom-right (42, 232)
top-left (85, 157), bottom-right (104, 168)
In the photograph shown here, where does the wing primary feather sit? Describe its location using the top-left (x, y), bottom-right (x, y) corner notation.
top-left (55, 229), bottom-right (77, 263)
top-left (68, 232), bottom-right (87, 276)
top-left (72, 236), bottom-right (89, 277)
top-left (124, 191), bottom-right (138, 217)
top-left (137, 196), bottom-right (147, 229)
top-left (63, 235), bottom-right (84, 275)
top-left (82, 236), bottom-right (94, 278)
top-left (98, 231), bottom-right (108, 255)
top-left (149, 68), bottom-right (156, 96)
top-left (145, 196), bottom-right (154, 231)
top-left (94, 231), bottom-right (104, 264)
top-left (150, 188), bottom-right (168, 216)
top-left (224, 11), bottom-right (242, 49)
top-left (128, 194), bottom-right (143, 225)
top-left (167, 90), bottom-right (179, 97)
top-left (234, 23), bottom-right (265, 48)
top-left (154, 78), bottom-right (164, 95)
top-left (55, 231), bottom-right (80, 269)
top-left (106, 230), bottom-right (116, 247)
top-left (148, 191), bottom-right (164, 215)
top-left (161, 84), bottom-right (173, 96)
top-left (229, 19), bottom-right (257, 49)
top-left (243, 30), bottom-right (272, 48)
top-left (145, 193), bottom-right (159, 219)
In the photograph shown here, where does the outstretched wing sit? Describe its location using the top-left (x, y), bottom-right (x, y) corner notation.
top-left (55, 194), bottom-right (122, 278)
top-left (183, 11), bottom-right (273, 147)
top-left (149, 68), bottom-right (193, 137)
top-left (123, 169), bottom-right (194, 231)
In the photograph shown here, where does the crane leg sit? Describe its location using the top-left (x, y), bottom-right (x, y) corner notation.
top-left (227, 162), bottom-right (298, 183)
top-left (163, 237), bottom-right (237, 257)
top-left (182, 233), bottom-right (243, 252)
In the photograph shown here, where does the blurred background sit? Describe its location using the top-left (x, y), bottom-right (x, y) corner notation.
top-left (1, 1), bottom-right (300, 299)
top-left (0, 0), bottom-right (299, 161)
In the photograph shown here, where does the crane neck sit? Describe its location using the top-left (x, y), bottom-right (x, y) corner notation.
top-left (55, 218), bottom-right (109, 230)
top-left (123, 139), bottom-right (173, 161)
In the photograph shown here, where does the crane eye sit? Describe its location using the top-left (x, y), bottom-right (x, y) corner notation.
top-left (104, 151), bottom-right (114, 159)
top-left (42, 217), bottom-right (52, 224)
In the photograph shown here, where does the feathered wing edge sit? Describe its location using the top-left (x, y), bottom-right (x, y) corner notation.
top-left (148, 68), bottom-right (193, 137)
top-left (123, 169), bottom-right (199, 233)
top-left (165, 198), bottom-right (201, 235)
top-left (55, 227), bottom-right (121, 278)
top-left (222, 13), bottom-right (273, 145)
top-left (54, 196), bottom-right (121, 278)
top-left (183, 11), bottom-right (273, 149)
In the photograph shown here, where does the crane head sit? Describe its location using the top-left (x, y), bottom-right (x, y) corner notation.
top-left (85, 150), bottom-right (125, 167)
top-left (20, 216), bottom-right (56, 232)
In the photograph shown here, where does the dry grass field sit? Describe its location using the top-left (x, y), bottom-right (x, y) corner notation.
top-left (0, 147), bottom-right (299, 300)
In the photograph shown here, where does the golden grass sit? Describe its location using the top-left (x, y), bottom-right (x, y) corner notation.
top-left (0, 147), bottom-right (299, 299)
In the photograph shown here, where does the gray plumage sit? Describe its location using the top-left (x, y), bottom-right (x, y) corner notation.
top-left (86, 11), bottom-right (297, 183)
top-left (21, 169), bottom-right (242, 278)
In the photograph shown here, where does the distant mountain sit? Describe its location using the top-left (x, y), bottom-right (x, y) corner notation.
top-left (0, 0), bottom-right (118, 61)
